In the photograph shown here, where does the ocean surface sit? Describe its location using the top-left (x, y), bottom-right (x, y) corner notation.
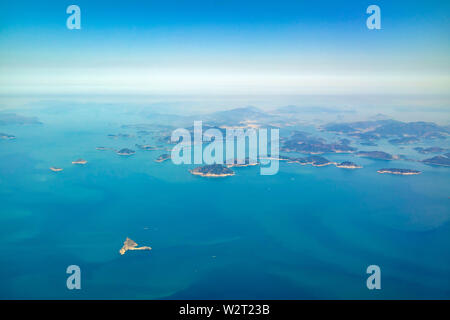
top-left (0, 103), bottom-right (449, 299)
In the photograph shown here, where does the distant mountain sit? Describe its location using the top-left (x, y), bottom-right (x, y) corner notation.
top-left (369, 113), bottom-right (390, 121)
top-left (209, 106), bottom-right (271, 122)
top-left (375, 121), bottom-right (448, 138)
top-left (273, 105), bottom-right (354, 114)
top-left (323, 120), bottom-right (398, 134)
top-left (323, 119), bottom-right (449, 141)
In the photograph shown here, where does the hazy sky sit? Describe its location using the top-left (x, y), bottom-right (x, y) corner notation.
top-left (0, 0), bottom-right (449, 95)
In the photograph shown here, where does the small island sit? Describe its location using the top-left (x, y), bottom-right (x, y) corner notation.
top-left (108, 133), bottom-right (132, 139)
top-left (96, 146), bottom-right (112, 151)
top-left (136, 144), bottom-right (156, 151)
top-left (335, 161), bottom-right (362, 169)
top-left (119, 237), bottom-right (152, 255)
top-left (190, 164), bottom-right (235, 177)
top-left (0, 133), bottom-right (16, 140)
top-left (155, 154), bottom-right (171, 162)
top-left (72, 159), bottom-right (87, 165)
top-left (377, 168), bottom-right (421, 175)
top-left (50, 167), bottom-right (63, 172)
top-left (117, 148), bottom-right (136, 156)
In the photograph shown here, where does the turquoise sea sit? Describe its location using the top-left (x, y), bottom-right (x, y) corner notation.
top-left (0, 103), bottom-right (449, 299)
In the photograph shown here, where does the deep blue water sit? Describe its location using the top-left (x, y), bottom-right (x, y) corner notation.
top-left (0, 105), bottom-right (449, 299)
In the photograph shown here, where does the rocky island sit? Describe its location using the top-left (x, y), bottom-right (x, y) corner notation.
top-left (117, 148), bottom-right (136, 156)
top-left (335, 161), bottom-right (362, 169)
top-left (377, 168), bottom-right (421, 175)
top-left (119, 237), bottom-right (152, 255)
top-left (190, 164), bottom-right (235, 177)
top-left (155, 154), bottom-right (171, 162)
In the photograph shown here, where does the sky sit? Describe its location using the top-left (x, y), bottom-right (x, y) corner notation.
top-left (0, 0), bottom-right (449, 95)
